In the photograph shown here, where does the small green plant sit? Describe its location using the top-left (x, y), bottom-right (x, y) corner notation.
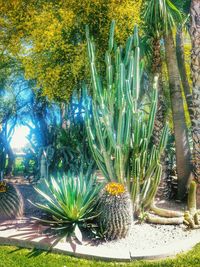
top-left (31, 171), bottom-right (103, 241)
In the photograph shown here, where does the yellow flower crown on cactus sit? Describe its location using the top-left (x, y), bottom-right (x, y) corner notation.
top-left (105, 182), bottom-right (126, 196)
top-left (0, 181), bottom-right (7, 193)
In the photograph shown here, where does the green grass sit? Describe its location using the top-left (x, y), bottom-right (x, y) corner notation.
top-left (0, 244), bottom-right (200, 267)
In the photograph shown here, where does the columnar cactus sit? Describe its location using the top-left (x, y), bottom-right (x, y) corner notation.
top-left (0, 183), bottom-right (23, 220)
top-left (97, 182), bottom-right (133, 240)
top-left (188, 180), bottom-right (197, 215)
top-left (84, 21), bottom-right (168, 215)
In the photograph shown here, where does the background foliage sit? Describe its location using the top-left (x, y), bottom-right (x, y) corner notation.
top-left (0, 0), bottom-right (142, 101)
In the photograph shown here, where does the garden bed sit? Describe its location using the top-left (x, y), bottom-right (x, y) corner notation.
top-left (0, 176), bottom-right (200, 261)
top-left (0, 217), bottom-right (200, 261)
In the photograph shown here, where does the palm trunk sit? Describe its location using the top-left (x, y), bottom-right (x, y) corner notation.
top-left (190, 0), bottom-right (200, 183)
top-left (0, 132), bottom-right (15, 177)
top-left (164, 31), bottom-right (192, 200)
top-left (5, 144), bottom-right (15, 177)
top-left (0, 133), bottom-right (6, 179)
top-left (60, 102), bottom-right (68, 130)
top-left (152, 37), bottom-right (166, 145)
top-left (151, 37), bottom-right (169, 199)
top-left (176, 25), bottom-right (193, 121)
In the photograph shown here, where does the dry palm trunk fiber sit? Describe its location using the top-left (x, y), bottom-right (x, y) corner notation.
top-left (190, 0), bottom-right (200, 188)
top-left (196, 184), bottom-right (200, 208)
top-left (151, 38), bottom-right (169, 200)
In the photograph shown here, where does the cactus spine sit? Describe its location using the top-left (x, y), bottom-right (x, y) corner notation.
top-left (84, 21), bottom-right (168, 215)
top-left (97, 182), bottom-right (132, 240)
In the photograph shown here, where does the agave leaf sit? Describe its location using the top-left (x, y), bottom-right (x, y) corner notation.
top-left (74, 225), bottom-right (83, 243)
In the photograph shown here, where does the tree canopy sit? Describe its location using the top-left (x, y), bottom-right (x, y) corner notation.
top-left (0, 0), bottom-right (142, 101)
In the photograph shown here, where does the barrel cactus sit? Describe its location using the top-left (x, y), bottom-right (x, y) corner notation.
top-left (97, 182), bottom-right (133, 240)
top-left (0, 181), bottom-right (6, 193)
top-left (0, 183), bottom-right (23, 220)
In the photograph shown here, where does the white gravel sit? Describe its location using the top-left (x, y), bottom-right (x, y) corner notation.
top-left (93, 222), bottom-right (200, 252)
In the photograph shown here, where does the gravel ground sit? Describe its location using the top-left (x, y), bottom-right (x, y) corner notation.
top-left (93, 222), bottom-right (199, 252)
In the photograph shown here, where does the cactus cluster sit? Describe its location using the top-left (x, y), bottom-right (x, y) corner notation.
top-left (0, 183), bottom-right (23, 220)
top-left (184, 181), bottom-right (200, 229)
top-left (97, 182), bottom-right (133, 240)
top-left (84, 21), bottom-right (168, 215)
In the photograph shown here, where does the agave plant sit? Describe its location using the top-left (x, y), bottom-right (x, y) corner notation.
top-left (84, 21), bottom-right (168, 215)
top-left (31, 171), bottom-right (103, 241)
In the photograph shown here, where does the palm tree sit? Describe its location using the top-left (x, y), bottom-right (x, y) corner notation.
top-left (143, 0), bottom-right (192, 199)
top-left (164, 30), bottom-right (192, 199)
top-left (151, 36), bottom-right (167, 146)
top-left (190, 0), bottom-right (200, 182)
top-left (142, 33), bottom-right (169, 199)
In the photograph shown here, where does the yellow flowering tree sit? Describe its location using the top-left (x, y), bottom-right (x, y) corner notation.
top-left (0, 0), bottom-right (142, 101)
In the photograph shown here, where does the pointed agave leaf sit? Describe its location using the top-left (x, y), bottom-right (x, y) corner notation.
top-left (30, 201), bottom-right (68, 220)
top-left (74, 225), bottom-right (83, 243)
